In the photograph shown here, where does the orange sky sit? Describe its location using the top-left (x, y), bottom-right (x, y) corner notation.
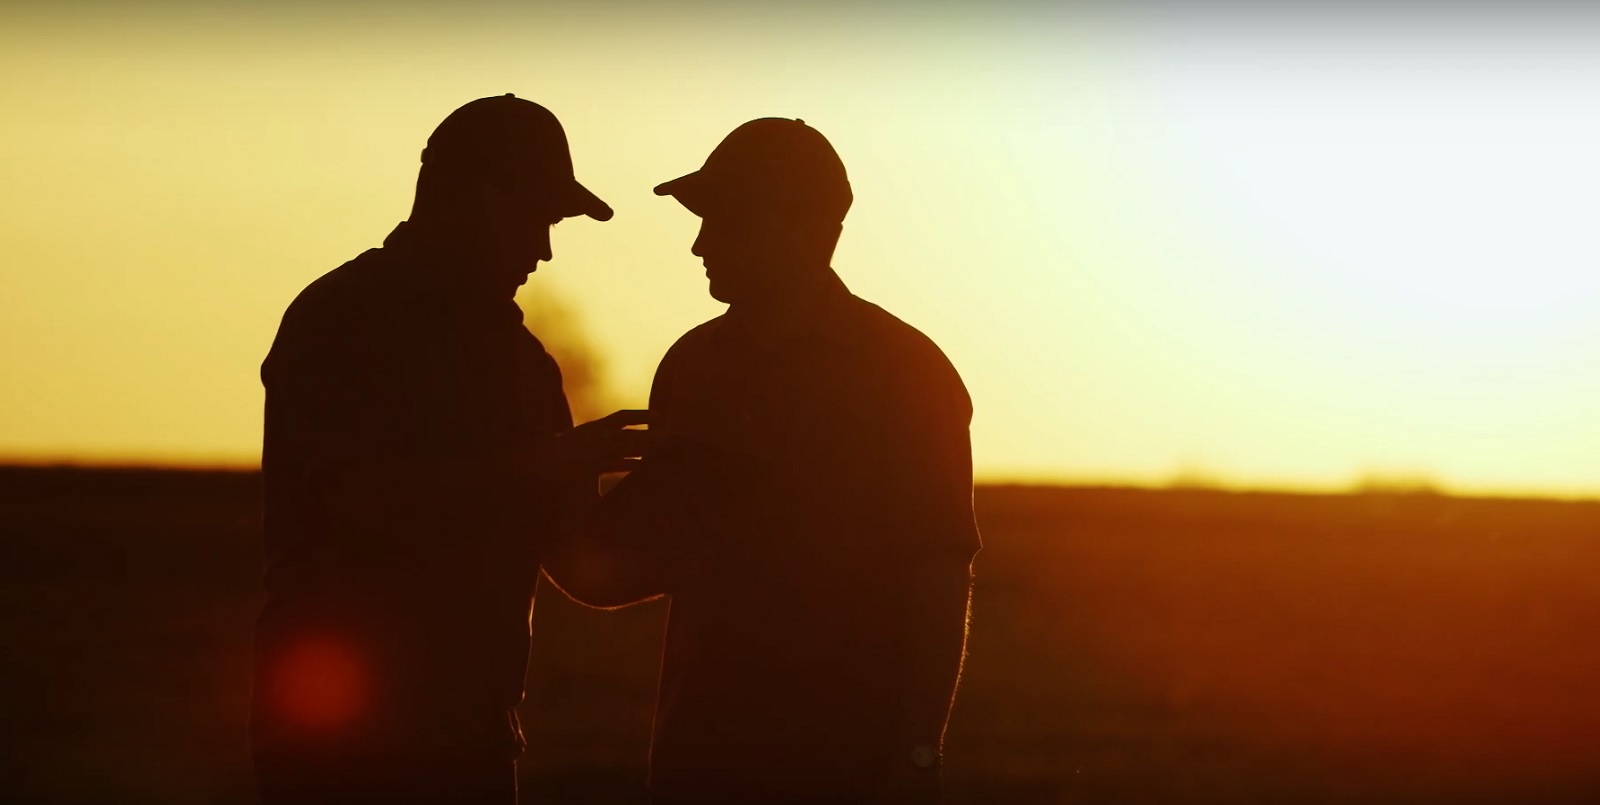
top-left (3, 2), bottom-right (1599, 496)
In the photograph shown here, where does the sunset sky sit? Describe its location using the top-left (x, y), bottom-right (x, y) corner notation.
top-left (4, 1), bottom-right (1599, 496)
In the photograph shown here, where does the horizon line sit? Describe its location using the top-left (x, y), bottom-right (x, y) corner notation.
top-left (3, 459), bottom-right (1594, 503)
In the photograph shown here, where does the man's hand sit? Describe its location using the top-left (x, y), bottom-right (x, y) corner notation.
top-left (544, 409), bottom-right (652, 475)
top-left (870, 757), bottom-right (941, 805)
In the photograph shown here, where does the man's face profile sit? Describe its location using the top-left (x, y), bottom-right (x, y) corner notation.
top-left (692, 211), bottom-right (756, 305)
top-left (469, 168), bottom-right (563, 296)
top-left (691, 206), bottom-right (818, 306)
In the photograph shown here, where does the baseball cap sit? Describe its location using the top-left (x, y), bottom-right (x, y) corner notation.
top-left (423, 94), bottom-right (613, 222)
top-left (654, 118), bottom-right (852, 223)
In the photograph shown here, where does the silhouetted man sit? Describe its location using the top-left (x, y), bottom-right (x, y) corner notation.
top-left (545, 119), bottom-right (981, 804)
top-left (253, 95), bottom-right (644, 805)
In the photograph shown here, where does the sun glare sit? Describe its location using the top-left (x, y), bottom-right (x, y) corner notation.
top-left (1, 4), bottom-right (1597, 495)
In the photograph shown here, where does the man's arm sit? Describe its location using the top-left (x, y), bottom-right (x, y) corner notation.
top-left (870, 363), bottom-right (982, 790)
top-left (543, 329), bottom-right (749, 609)
top-left (307, 454), bottom-right (537, 537)
top-left (265, 310), bottom-right (532, 548)
top-left (301, 425), bottom-right (648, 555)
top-left (268, 304), bottom-right (645, 551)
top-left (881, 445), bottom-right (980, 770)
top-left (541, 437), bottom-right (747, 609)
top-left (539, 463), bottom-right (673, 609)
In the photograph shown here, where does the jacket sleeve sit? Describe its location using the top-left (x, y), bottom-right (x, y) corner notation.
top-left (263, 297), bottom-right (546, 554)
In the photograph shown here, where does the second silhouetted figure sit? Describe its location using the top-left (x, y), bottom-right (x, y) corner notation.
top-left (546, 118), bottom-right (982, 805)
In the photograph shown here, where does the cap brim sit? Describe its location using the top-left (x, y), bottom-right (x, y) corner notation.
top-left (653, 172), bottom-right (713, 217)
top-left (561, 180), bottom-right (613, 222)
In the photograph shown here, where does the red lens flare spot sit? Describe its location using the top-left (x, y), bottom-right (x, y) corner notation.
top-left (269, 636), bottom-right (368, 732)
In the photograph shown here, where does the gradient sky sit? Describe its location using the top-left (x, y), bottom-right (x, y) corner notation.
top-left (4, 1), bottom-right (1599, 495)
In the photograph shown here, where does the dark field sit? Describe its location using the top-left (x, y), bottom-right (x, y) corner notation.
top-left (3, 467), bottom-right (1599, 804)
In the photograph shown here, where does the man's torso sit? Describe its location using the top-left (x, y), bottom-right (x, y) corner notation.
top-left (254, 225), bottom-right (572, 757)
top-left (637, 271), bottom-right (980, 790)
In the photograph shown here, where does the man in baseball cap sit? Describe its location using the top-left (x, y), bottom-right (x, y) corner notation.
top-left (546, 118), bottom-right (980, 804)
top-left (253, 95), bottom-right (643, 804)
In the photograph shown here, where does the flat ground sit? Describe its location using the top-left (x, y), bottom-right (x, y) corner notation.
top-left (2, 467), bottom-right (1598, 803)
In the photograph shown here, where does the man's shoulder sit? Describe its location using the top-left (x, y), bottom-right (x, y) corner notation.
top-left (264, 249), bottom-right (396, 380)
top-left (671, 315), bottom-right (728, 349)
top-left (647, 315), bottom-right (728, 414)
top-left (278, 249), bottom-right (390, 335)
top-left (836, 295), bottom-right (966, 396)
top-left (658, 315), bottom-right (728, 371)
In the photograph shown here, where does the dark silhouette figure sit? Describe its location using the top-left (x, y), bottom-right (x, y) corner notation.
top-left (544, 119), bottom-right (982, 805)
top-left (253, 95), bottom-right (645, 805)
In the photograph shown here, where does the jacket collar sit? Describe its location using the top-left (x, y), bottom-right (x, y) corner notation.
top-left (718, 267), bottom-right (855, 352)
top-left (379, 221), bottom-right (525, 325)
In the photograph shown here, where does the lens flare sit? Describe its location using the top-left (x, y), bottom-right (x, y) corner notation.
top-left (268, 636), bottom-right (368, 732)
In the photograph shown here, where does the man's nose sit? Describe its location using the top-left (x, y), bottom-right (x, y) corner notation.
top-left (534, 226), bottom-right (554, 263)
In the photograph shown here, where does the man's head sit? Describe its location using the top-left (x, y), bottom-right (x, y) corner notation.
top-left (410, 94), bottom-right (611, 295)
top-left (655, 118), bottom-right (851, 306)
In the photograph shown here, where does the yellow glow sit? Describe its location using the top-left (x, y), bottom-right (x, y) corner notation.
top-left (2, 4), bottom-right (1598, 497)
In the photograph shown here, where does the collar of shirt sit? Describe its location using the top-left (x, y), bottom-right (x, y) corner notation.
top-left (378, 221), bottom-right (526, 328)
top-left (715, 267), bottom-right (855, 358)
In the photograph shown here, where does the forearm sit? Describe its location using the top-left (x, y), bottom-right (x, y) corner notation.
top-left (540, 532), bottom-right (665, 610)
top-left (888, 556), bottom-right (976, 755)
top-left (310, 452), bottom-right (545, 538)
top-left (539, 475), bottom-right (675, 610)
